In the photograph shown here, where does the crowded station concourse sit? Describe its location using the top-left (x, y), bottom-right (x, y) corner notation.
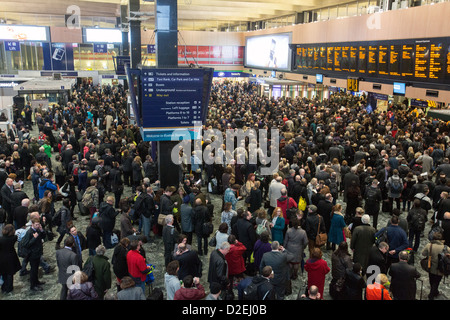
top-left (0, 0), bottom-right (450, 305)
top-left (0, 79), bottom-right (448, 302)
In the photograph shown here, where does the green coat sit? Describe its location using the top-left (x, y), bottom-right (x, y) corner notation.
top-left (85, 255), bottom-right (111, 299)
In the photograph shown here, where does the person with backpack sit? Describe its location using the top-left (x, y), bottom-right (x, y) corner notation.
top-left (242, 266), bottom-right (275, 300)
top-left (386, 169), bottom-right (403, 212)
top-left (55, 198), bottom-right (72, 250)
top-left (364, 179), bottom-right (383, 230)
top-left (407, 199), bottom-right (428, 253)
top-left (83, 179), bottom-right (99, 221)
top-left (421, 232), bottom-right (450, 300)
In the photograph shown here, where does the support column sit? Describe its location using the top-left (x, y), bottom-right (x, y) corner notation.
top-left (121, 5), bottom-right (129, 56)
top-left (155, 0), bottom-right (181, 189)
top-left (129, 0), bottom-right (141, 69)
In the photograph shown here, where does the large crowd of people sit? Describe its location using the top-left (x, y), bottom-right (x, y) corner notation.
top-left (0, 79), bottom-right (449, 301)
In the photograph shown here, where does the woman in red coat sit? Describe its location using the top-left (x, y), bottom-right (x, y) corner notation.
top-left (225, 234), bottom-right (247, 293)
top-left (305, 247), bottom-right (330, 299)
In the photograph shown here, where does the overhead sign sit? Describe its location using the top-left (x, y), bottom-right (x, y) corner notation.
top-left (131, 67), bottom-right (213, 141)
top-left (94, 43), bottom-right (108, 53)
top-left (4, 41), bottom-right (20, 51)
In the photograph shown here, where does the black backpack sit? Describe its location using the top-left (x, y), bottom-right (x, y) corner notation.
top-left (243, 279), bottom-right (266, 300)
top-left (375, 228), bottom-right (388, 246)
top-left (365, 187), bottom-right (378, 202)
top-left (410, 210), bottom-right (426, 232)
top-left (53, 208), bottom-right (65, 227)
top-left (83, 257), bottom-right (95, 282)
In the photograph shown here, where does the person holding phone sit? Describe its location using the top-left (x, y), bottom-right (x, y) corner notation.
top-left (21, 218), bottom-right (47, 292)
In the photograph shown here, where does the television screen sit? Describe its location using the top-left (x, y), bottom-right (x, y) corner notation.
top-left (245, 33), bottom-right (292, 71)
top-left (393, 82), bottom-right (406, 95)
top-left (316, 74), bottom-right (323, 84)
top-left (271, 71), bottom-right (276, 78)
top-left (84, 28), bottom-right (122, 43)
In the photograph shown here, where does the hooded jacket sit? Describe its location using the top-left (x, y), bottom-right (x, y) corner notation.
top-left (173, 283), bottom-right (205, 300)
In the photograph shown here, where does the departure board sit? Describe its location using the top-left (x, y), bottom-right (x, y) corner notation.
top-left (389, 45), bottom-right (401, 76)
top-left (401, 44), bottom-right (414, 77)
top-left (358, 46), bottom-right (367, 74)
top-left (313, 47), bottom-right (320, 69)
top-left (429, 42), bottom-right (445, 80)
top-left (296, 47), bottom-right (302, 68)
top-left (320, 46), bottom-right (326, 70)
top-left (447, 46), bottom-right (450, 81)
top-left (378, 45), bottom-right (389, 75)
top-left (326, 46), bottom-right (334, 71)
top-left (415, 42), bottom-right (429, 79)
top-left (368, 46), bottom-right (378, 75)
top-left (341, 46), bottom-right (350, 72)
top-left (334, 46), bottom-right (342, 72)
top-left (292, 37), bottom-right (450, 85)
top-left (349, 46), bottom-right (358, 73)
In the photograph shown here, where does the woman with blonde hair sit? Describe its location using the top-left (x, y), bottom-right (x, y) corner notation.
top-left (328, 204), bottom-right (347, 251)
top-left (270, 207), bottom-right (285, 245)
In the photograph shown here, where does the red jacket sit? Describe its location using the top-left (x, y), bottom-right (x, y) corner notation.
top-left (276, 196), bottom-right (297, 225)
top-left (305, 258), bottom-right (330, 299)
top-left (126, 249), bottom-right (148, 281)
top-left (225, 241), bottom-right (247, 276)
top-left (174, 283), bottom-right (205, 300)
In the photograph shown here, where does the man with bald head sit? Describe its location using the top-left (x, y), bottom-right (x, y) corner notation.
top-left (13, 198), bottom-right (30, 229)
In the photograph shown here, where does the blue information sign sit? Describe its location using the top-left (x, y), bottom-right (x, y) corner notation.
top-left (4, 41), bottom-right (20, 51)
top-left (137, 67), bottom-right (213, 141)
top-left (94, 43), bottom-right (108, 53)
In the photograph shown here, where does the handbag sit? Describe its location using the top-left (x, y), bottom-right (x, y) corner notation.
top-left (315, 214), bottom-right (328, 247)
top-left (157, 214), bottom-right (167, 226)
top-left (209, 231), bottom-right (218, 247)
top-left (286, 197), bottom-right (297, 220)
top-left (420, 243), bottom-right (433, 273)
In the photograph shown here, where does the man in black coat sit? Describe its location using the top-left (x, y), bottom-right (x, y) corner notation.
top-left (192, 198), bottom-right (210, 256)
top-left (343, 166), bottom-right (360, 198)
top-left (174, 242), bottom-right (203, 281)
top-left (56, 236), bottom-right (78, 300)
top-left (364, 179), bottom-right (383, 230)
top-left (304, 205), bottom-right (326, 254)
top-left (13, 198), bottom-right (30, 229)
top-left (317, 193), bottom-right (334, 249)
top-left (10, 183), bottom-right (28, 221)
top-left (98, 196), bottom-right (119, 249)
top-left (1, 178), bottom-right (14, 224)
top-left (367, 242), bottom-right (389, 275)
top-left (388, 250), bottom-right (421, 300)
top-left (235, 210), bottom-right (256, 265)
top-left (21, 218), bottom-right (47, 292)
top-left (208, 242), bottom-right (230, 291)
top-left (61, 144), bottom-right (76, 173)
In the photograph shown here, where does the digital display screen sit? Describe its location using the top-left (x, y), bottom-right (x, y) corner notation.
top-left (316, 74), bottom-right (323, 84)
top-left (84, 28), bottom-right (122, 43)
top-left (393, 82), bottom-right (406, 95)
top-left (0, 25), bottom-right (48, 41)
top-left (245, 33), bottom-right (292, 71)
top-left (292, 37), bottom-right (450, 85)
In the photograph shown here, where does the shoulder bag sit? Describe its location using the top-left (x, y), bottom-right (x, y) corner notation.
top-left (315, 214), bottom-right (328, 247)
